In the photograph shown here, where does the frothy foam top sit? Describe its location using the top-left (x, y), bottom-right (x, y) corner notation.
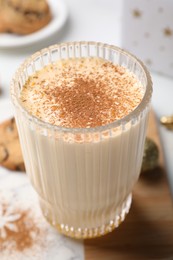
top-left (20, 57), bottom-right (144, 128)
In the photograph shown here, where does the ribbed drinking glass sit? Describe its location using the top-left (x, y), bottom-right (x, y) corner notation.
top-left (11, 42), bottom-right (152, 239)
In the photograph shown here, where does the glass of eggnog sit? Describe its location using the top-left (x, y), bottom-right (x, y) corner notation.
top-left (11, 42), bottom-right (152, 239)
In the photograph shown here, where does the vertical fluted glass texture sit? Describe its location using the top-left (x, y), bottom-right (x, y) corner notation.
top-left (11, 42), bottom-right (152, 239)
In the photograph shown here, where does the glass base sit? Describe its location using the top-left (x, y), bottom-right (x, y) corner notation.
top-left (40, 194), bottom-right (132, 239)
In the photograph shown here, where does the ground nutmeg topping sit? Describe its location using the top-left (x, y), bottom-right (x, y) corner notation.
top-left (0, 203), bottom-right (42, 252)
top-left (20, 57), bottom-right (144, 128)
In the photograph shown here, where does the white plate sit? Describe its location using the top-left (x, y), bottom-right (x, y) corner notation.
top-left (0, 0), bottom-right (68, 48)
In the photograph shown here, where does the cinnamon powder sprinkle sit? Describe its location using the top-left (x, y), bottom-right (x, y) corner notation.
top-left (0, 205), bottom-right (41, 252)
top-left (20, 57), bottom-right (144, 128)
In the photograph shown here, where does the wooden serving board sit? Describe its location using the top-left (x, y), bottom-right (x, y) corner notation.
top-left (84, 111), bottom-right (173, 260)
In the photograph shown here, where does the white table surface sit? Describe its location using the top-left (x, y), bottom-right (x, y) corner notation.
top-left (0, 0), bottom-right (173, 258)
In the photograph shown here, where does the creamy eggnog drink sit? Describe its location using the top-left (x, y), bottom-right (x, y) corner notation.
top-left (11, 42), bottom-right (152, 239)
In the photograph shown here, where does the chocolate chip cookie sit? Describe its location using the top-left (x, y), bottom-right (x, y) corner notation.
top-left (0, 0), bottom-right (52, 35)
top-left (0, 117), bottom-right (25, 171)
